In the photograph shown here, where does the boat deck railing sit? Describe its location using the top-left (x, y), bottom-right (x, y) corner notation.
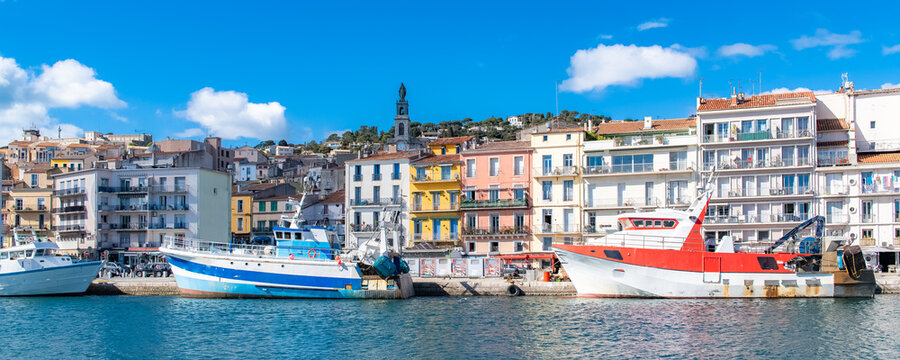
top-left (162, 236), bottom-right (337, 260)
top-left (586, 233), bottom-right (705, 250)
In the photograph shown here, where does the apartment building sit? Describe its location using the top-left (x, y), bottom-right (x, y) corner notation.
top-left (408, 137), bottom-right (473, 248)
top-left (3, 188), bottom-right (53, 247)
top-left (531, 128), bottom-right (585, 250)
top-left (232, 182), bottom-right (297, 242)
top-left (52, 168), bottom-right (231, 262)
top-left (232, 192), bottom-right (253, 242)
top-left (812, 87), bottom-right (900, 271)
top-left (459, 141), bottom-right (533, 256)
top-left (345, 151), bottom-right (422, 248)
top-left (697, 91), bottom-right (818, 246)
top-left (251, 195), bottom-right (297, 237)
top-left (582, 117), bottom-right (698, 237)
top-left (301, 189), bottom-right (345, 244)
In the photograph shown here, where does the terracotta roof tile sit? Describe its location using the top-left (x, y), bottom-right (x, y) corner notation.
top-left (592, 118), bottom-right (693, 135)
top-left (817, 118), bottom-right (848, 131)
top-left (858, 151), bottom-right (900, 164)
top-left (412, 154), bottom-right (461, 166)
top-left (698, 92), bottom-right (816, 112)
top-left (7, 141), bottom-right (31, 146)
top-left (429, 136), bottom-right (474, 146)
top-left (34, 142), bottom-right (58, 148)
top-left (66, 143), bottom-right (91, 148)
top-left (817, 140), bottom-right (849, 147)
top-left (305, 189), bottom-right (345, 208)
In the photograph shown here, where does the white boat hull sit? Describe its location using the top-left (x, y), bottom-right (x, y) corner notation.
top-left (555, 248), bottom-right (839, 298)
top-left (0, 261), bottom-right (102, 296)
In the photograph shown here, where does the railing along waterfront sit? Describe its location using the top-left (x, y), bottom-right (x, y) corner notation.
top-left (162, 237), bottom-right (338, 260)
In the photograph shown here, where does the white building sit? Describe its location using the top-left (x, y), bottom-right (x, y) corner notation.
top-left (344, 151), bottom-right (426, 248)
top-left (52, 168), bottom-right (231, 263)
top-left (697, 91), bottom-right (817, 246)
top-left (268, 145), bottom-right (293, 157)
top-left (531, 128), bottom-right (584, 250)
top-left (582, 117), bottom-right (698, 236)
top-left (233, 158), bottom-right (258, 182)
top-left (507, 116), bottom-right (523, 128)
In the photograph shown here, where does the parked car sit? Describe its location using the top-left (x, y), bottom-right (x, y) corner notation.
top-left (98, 262), bottom-right (131, 277)
top-left (502, 264), bottom-right (525, 277)
top-left (134, 263), bottom-right (172, 277)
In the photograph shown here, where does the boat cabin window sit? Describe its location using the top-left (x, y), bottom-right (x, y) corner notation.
top-left (25, 250), bottom-right (34, 258)
top-left (0, 251), bottom-right (8, 260)
top-left (624, 218), bottom-right (679, 230)
top-left (757, 257), bottom-right (779, 270)
top-left (604, 250), bottom-right (624, 260)
top-left (10, 250), bottom-right (25, 259)
top-left (294, 232), bottom-right (303, 240)
top-left (275, 231), bottom-right (284, 239)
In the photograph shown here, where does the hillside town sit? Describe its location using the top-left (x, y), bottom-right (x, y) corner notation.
top-left (3, 80), bottom-right (900, 273)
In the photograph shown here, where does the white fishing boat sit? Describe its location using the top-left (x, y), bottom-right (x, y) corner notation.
top-left (161, 176), bottom-right (414, 299)
top-left (0, 228), bottom-right (103, 296)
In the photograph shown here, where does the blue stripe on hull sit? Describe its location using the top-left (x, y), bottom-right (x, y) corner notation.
top-left (166, 255), bottom-right (363, 298)
top-left (175, 275), bottom-right (359, 299)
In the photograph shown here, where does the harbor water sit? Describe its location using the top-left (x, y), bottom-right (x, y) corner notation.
top-left (2, 296), bottom-right (898, 359)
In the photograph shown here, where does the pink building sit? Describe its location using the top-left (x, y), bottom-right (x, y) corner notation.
top-left (460, 141), bottom-right (533, 257)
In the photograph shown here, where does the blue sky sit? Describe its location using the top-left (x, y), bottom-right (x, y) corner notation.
top-left (1, 1), bottom-right (899, 146)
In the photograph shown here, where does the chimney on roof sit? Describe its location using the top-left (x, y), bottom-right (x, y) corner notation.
top-left (643, 116), bottom-right (652, 130)
top-left (588, 119), bottom-right (593, 132)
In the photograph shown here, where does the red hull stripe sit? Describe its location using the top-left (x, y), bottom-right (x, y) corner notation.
top-left (556, 245), bottom-right (801, 274)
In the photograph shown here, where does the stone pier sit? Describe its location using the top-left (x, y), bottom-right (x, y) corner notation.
top-left (412, 278), bottom-right (576, 296)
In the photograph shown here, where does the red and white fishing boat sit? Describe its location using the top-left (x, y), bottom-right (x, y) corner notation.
top-left (554, 182), bottom-right (875, 298)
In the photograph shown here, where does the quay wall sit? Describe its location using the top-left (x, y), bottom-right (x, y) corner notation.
top-left (412, 278), bottom-right (576, 296)
top-left (876, 274), bottom-right (900, 294)
top-left (88, 278), bottom-right (180, 296)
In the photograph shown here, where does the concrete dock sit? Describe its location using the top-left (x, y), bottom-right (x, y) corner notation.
top-left (875, 273), bottom-right (900, 294)
top-left (88, 277), bottom-right (180, 296)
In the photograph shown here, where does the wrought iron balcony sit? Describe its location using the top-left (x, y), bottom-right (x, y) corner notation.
top-left (460, 198), bottom-right (528, 209)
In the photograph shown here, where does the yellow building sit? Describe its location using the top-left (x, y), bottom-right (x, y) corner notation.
top-left (3, 188), bottom-right (53, 247)
top-left (231, 193), bottom-right (253, 242)
top-left (409, 154), bottom-right (462, 246)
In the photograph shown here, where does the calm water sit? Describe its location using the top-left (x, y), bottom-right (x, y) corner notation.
top-left (1, 295), bottom-right (898, 359)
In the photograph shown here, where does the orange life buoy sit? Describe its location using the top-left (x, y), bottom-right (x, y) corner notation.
top-left (289, 253), bottom-right (295, 260)
top-left (308, 249), bottom-right (317, 258)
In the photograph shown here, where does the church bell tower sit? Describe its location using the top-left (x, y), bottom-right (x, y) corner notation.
top-left (394, 83), bottom-right (411, 148)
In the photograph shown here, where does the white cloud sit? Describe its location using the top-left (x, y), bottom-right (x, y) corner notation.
top-left (637, 18), bottom-right (669, 31)
top-left (791, 29), bottom-right (863, 60)
top-left (175, 128), bottom-right (205, 138)
top-left (882, 83), bottom-right (900, 89)
top-left (31, 59), bottom-right (126, 108)
top-left (559, 44), bottom-right (697, 93)
top-left (762, 87), bottom-right (832, 95)
top-left (108, 111), bottom-right (127, 122)
top-left (0, 55), bottom-right (121, 145)
top-left (717, 43), bottom-right (777, 57)
top-left (883, 45), bottom-right (900, 55)
top-left (671, 44), bottom-right (708, 59)
top-left (597, 34), bottom-right (613, 40)
top-left (179, 87), bottom-right (288, 141)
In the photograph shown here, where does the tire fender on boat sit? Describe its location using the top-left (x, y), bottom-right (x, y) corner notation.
top-left (507, 285), bottom-right (522, 296)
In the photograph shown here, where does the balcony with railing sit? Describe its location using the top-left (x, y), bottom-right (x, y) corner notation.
top-left (860, 183), bottom-right (900, 195)
top-left (411, 172), bottom-right (460, 183)
top-left (352, 174), bottom-right (362, 182)
top-left (534, 224), bottom-right (582, 234)
top-left (534, 166), bottom-right (579, 177)
top-left (584, 197), bottom-right (663, 209)
top-left (252, 226), bottom-right (273, 233)
top-left (826, 214), bottom-right (849, 224)
top-left (411, 202), bottom-right (460, 212)
top-left (820, 185), bottom-right (850, 196)
top-left (460, 197), bottom-right (528, 209)
top-left (149, 222), bottom-right (187, 230)
top-left (14, 205), bottom-right (48, 212)
top-left (348, 224), bottom-right (381, 233)
top-left (53, 224), bottom-right (85, 232)
top-left (817, 154), bottom-right (851, 167)
top-left (391, 172), bottom-right (401, 180)
top-left (53, 188), bottom-right (86, 196)
top-left (412, 232), bottom-right (460, 243)
top-left (350, 197), bottom-right (404, 207)
top-left (702, 130), bottom-right (812, 144)
top-left (149, 204), bottom-right (189, 211)
top-left (704, 157), bottom-right (811, 172)
top-left (100, 222), bottom-right (147, 231)
top-left (51, 205), bottom-right (86, 214)
top-left (460, 226), bottom-right (530, 238)
top-left (704, 213), bottom-right (810, 225)
top-left (372, 173), bottom-right (382, 181)
top-left (98, 185), bottom-right (150, 193)
top-left (98, 204), bottom-right (149, 212)
top-left (713, 186), bottom-right (813, 199)
top-left (151, 185), bottom-right (189, 193)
